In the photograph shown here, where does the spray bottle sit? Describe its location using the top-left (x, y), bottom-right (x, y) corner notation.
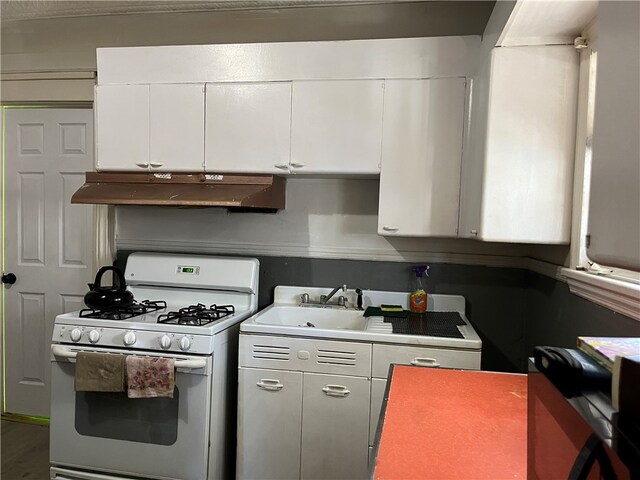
top-left (409, 265), bottom-right (430, 313)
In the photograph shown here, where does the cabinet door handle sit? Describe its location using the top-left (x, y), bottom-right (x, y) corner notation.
top-left (135, 162), bottom-right (149, 168)
top-left (256, 379), bottom-right (284, 391)
top-left (290, 162), bottom-right (305, 168)
top-left (149, 162), bottom-right (164, 168)
top-left (322, 384), bottom-right (350, 397)
top-left (382, 226), bottom-right (399, 232)
top-left (274, 164), bottom-right (289, 170)
top-left (410, 357), bottom-right (441, 368)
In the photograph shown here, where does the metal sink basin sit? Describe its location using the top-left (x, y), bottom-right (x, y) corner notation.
top-left (253, 305), bottom-right (368, 330)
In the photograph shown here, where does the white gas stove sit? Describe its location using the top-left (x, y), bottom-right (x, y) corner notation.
top-left (50, 252), bottom-right (259, 480)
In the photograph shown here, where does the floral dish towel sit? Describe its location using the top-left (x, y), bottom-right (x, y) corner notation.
top-left (126, 355), bottom-right (175, 398)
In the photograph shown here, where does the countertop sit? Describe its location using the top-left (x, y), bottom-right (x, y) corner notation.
top-left (372, 365), bottom-right (527, 479)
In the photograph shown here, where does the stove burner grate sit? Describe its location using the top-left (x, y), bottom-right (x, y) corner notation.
top-left (157, 304), bottom-right (235, 326)
top-left (79, 300), bottom-right (167, 320)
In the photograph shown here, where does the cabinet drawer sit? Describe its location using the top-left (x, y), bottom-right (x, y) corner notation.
top-left (240, 334), bottom-right (372, 377)
top-left (372, 344), bottom-right (480, 378)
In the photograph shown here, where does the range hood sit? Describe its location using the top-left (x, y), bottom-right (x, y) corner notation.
top-left (71, 172), bottom-right (286, 211)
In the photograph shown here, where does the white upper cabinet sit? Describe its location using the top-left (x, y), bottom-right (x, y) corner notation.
top-left (94, 39), bottom-right (479, 178)
top-left (290, 80), bottom-right (384, 175)
top-left (95, 85), bottom-right (149, 171)
top-left (378, 78), bottom-right (466, 237)
top-left (95, 84), bottom-right (205, 172)
top-left (459, 46), bottom-right (578, 244)
top-left (205, 82), bottom-right (292, 174)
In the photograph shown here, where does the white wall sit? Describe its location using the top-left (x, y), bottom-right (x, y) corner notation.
top-left (0, 1), bottom-right (561, 269)
top-left (0, 2), bottom-right (493, 73)
top-left (116, 178), bottom-right (530, 265)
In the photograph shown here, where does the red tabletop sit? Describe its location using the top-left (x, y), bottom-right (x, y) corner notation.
top-left (373, 365), bottom-right (527, 480)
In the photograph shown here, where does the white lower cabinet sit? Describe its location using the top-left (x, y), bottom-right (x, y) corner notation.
top-left (238, 335), bottom-right (481, 480)
top-left (301, 373), bottom-right (371, 480)
top-left (237, 367), bottom-right (303, 480)
top-left (237, 367), bottom-right (370, 480)
top-left (367, 345), bottom-right (481, 452)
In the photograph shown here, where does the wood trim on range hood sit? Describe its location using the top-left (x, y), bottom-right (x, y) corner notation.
top-left (71, 172), bottom-right (286, 210)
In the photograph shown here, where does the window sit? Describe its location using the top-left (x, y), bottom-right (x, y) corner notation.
top-left (563, 5), bottom-right (640, 321)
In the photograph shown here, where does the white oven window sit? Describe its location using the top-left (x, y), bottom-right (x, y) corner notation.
top-left (74, 389), bottom-right (180, 445)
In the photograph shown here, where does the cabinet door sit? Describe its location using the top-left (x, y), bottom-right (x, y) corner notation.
top-left (378, 78), bottom-right (466, 237)
top-left (369, 378), bottom-right (387, 446)
top-left (301, 373), bottom-right (370, 480)
top-left (237, 367), bottom-right (303, 480)
top-left (480, 46), bottom-right (577, 243)
top-left (95, 85), bottom-right (149, 171)
top-left (149, 84), bottom-right (205, 172)
top-left (205, 82), bottom-right (292, 173)
top-left (290, 80), bottom-right (384, 174)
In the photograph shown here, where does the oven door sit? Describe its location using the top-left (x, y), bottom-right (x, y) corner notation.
top-left (50, 344), bottom-right (212, 480)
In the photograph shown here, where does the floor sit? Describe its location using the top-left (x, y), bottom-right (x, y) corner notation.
top-left (1, 419), bottom-right (50, 479)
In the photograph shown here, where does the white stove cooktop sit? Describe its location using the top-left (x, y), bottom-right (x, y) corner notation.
top-left (52, 252), bottom-right (259, 354)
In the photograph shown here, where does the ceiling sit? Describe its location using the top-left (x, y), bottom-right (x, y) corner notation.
top-left (1, 0), bottom-right (441, 22)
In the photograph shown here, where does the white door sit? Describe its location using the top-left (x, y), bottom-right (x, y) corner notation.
top-left (3, 108), bottom-right (94, 416)
top-left (301, 373), bottom-right (370, 480)
top-left (205, 82), bottom-right (292, 174)
top-left (290, 80), bottom-right (384, 174)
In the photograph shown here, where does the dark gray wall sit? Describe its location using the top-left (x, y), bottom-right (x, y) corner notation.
top-left (525, 271), bottom-right (640, 357)
top-left (117, 251), bottom-right (527, 373)
top-left (257, 257), bottom-right (528, 373)
top-left (115, 251), bottom-right (640, 375)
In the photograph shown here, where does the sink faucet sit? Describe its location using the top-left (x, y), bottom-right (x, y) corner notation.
top-left (320, 284), bottom-right (347, 305)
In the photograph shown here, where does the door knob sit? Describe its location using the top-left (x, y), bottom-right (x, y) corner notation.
top-left (2, 273), bottom-right (16, 285)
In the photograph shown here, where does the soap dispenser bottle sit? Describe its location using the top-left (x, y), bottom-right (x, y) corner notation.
top-left (409, 265), bottom-right (429, 313)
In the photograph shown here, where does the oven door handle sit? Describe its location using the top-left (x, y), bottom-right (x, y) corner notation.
top-left (50, 345), bottom-right (207, 369)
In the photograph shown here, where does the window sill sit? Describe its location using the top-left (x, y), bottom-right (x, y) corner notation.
top-left (561, 268), bottom-right (640, 321)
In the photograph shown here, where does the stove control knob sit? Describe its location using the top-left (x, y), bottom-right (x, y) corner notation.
top-left (178, 336), bottom-right (191, 351)
top-left (160, 335), bottom-right (172, 350)
top-left (123, 331), bottom-right (137, 346)
top-left (70, 328), bottom-right (82, 342)
top-left (88, 329), bottom-right (101, 344)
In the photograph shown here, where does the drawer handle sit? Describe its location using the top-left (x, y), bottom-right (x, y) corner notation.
top-left (256, 379), bottom-right (284, 391)
top-left (274, 164), bottom-right (289, 170)
top-left (322, 384), bottom-right (350, 397)
top-left (410, 357), bottom-right (441, 368)
top-left (149, 162), bottom-right (164, 168)
top-left (135, 162), bottom-right (149, 168)
top-left (290, 162), bottom-right (305, 168)
top-left (382, 226), bottom-right (399, 232)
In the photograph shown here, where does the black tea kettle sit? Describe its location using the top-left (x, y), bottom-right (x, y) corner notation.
top-left (84, 266), bottom-right (134, 310)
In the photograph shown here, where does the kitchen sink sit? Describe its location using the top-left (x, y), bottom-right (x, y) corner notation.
top-left (253, 305), bottom-right (368, 331)
top-left (240, 286), bottom-right (483, 349)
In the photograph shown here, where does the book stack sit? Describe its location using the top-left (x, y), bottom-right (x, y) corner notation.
top-left (577, 336), bottom-right (640, 417)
